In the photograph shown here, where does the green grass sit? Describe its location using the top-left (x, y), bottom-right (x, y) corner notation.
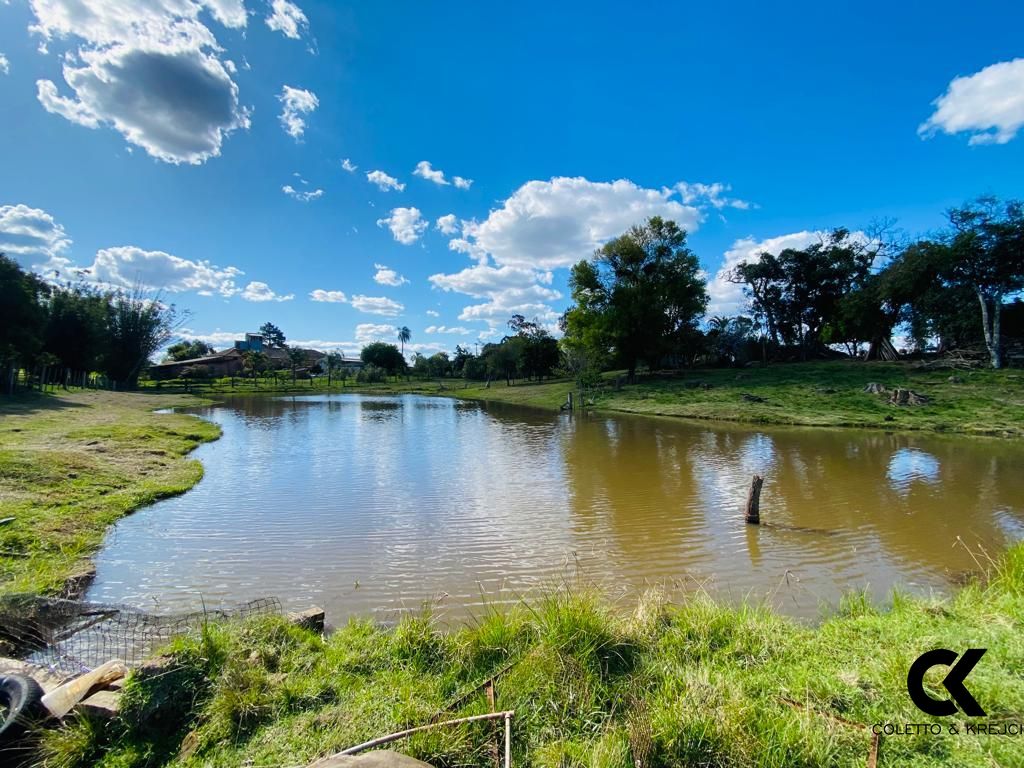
top-left (138, 361), bottom-right (1024, 437)
top-left (39, 545), bottom-right (1024, 768)
top-left (0, 390), bottom-right (220, 599)
top-left (457, 361), bottom-right (1024, 437)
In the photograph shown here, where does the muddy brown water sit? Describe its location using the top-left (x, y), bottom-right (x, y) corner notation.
top-left (85, 394), bottom-right (1024, 623)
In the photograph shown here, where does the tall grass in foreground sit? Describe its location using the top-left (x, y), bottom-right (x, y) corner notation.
top-left (40, 547), bottom-right (1024, 768)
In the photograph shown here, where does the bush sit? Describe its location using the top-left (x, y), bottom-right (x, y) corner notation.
top-left (355, 363), bottom-right (386, 383)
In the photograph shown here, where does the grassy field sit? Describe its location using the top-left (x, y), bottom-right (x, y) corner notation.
top-left (0, 391), bottom-right (219, 598)
top-left (454, 361), bottom-right (1024, 437)
top-left (39, 544), bottom-right (1024, 768)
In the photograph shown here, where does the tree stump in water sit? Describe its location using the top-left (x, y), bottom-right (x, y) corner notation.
top-left (745, 475), bottom-right (764, 525)
top-left (889, 388), bottom-right (930, 406)
top-left (863, 382), bottom-right (887, 395)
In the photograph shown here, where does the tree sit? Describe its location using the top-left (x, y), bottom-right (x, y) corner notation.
top-left (324, 351), bottom-right (343, 387)
top-left (427, 351), bottom-right (451, 379)
top-left (397, 326), bottom-right (411, 357)
top-left (562, 217), bottom-right (708, 379)
top-left (287, 346), bottom-right (306, 383)
top-left (44, 285), bottom-right (109, 380)
top-left (259, 322), bottom-right (286, 349)
top-left (104, 288), bottom-right (184, 387)
top-left (242, 350), bottom-right (268, 384)
top-left (165, 340), bottom-right (214, 362)
top-left (0, 254), bottom-right (49, 393)
top-left (360, 342), bottom-right (406, 377)
top-left (943, 197), bottom-right (1024, 368)
top-left (729, 229), bottom-right (883, 359)
top-left (508, 314), bottom-right (560, 380)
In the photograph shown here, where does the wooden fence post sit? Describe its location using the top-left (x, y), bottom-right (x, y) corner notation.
top-left (745, 474), bottom-right (764, 525)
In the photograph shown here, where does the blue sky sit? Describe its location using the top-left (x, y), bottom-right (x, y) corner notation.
top-left (1, 1), bottom-right (1022, 357)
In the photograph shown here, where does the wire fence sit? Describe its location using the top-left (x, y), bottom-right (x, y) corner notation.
top-left (0, 594), bottom-right (280, 674)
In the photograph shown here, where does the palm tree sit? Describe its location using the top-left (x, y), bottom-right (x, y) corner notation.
top-left (397, 326), bottom-right (411, 357)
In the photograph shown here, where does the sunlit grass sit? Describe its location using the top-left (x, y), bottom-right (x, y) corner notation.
top-left (39, 545), bottom-right (1024, 767)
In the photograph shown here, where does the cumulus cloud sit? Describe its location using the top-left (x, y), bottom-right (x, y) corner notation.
top-left (265, 0), bottom-right (308, 39)
top-left (453, 177), bottom-right (703, 271)
top-left (0, 54), bottom-right (9, 75)
top-left (377, 207), bottom-right (427, 245)
top-left (282, 181), bottom-right (323, 201)
top-left (919, 58), bottom-right (1024, 145)
top-left (350, 295), bottom-right (404, 316)
top-left (431, 176), bottom-right (750, 329)
top-left (435, 213), bottom-right (459, 235)
top-left (426, 309), bottom-right (439, 317)
top-left (366, 169), bottom-right (405, 192)
top-left (309, 289), bottom-right (347, 303)
top-left (425, 325), bottom-right (471, 335)
top-left (429, 264), bottom-right (561, 326)
top-left (355, 322), bottom-right (397, 344)
top-left (373, 263), bottom-right (409, 286)
top-left (341, 157), bottom-right (357, 172)
top-left (278, 85), bottom-right (318, 140)
top-left (86, 245), bottom-right (244, 295)
top-left (30, 0), bottom-right (251, 164)
top-left (413, 160), bottom-right (448, 185)
top-left (0, 203), bottom-right (74, 274)
top-left (453, 176), bottom-right (472, 190)
top-left (241, 280), bottom-right (294, 302)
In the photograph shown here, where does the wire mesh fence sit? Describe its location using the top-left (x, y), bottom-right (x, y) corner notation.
top-left (0, 594), bottom-right (280, 674)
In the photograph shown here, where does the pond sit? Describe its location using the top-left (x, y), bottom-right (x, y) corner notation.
top-left (86, 394), bottom-right (1024, 623)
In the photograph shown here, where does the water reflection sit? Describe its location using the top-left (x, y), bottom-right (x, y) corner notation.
top-left (86, 395), bottom-right (1024, 622)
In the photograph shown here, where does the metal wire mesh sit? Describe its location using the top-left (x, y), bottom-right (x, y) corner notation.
top-left (0, 594), bottom-right (280, 674)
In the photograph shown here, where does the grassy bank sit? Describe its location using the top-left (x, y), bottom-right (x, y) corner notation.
top-left (0, 391), bottom-right (219, 598)
top-left (456, 361), bottom-right (1024, 437)
top-left (42, 545), bottom-right (1024, 768)
top-left (138, 361), bottom-right (1024, 437)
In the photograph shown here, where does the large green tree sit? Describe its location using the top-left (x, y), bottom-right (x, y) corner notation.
top-left (360, 341), bottom-right (406, 376)
top-left (104, 288), bottom-right (184, 387)
top-left (259, 322), bottom-right (286, 348)
top-left (562, 217), bottom-right (707, 379)
top-left (942, 197), bottom-right (1024, 368)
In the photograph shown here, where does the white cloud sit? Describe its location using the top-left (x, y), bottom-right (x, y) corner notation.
top-left (425, 325), bottom-right (471, 335)
top-left (278, 85), bottom-right (318, 140)
top-left (425, 310), bottom-right (439, 317)
top-left (675, 181), bottom-right (752, 210)
top-left (282, 183), bottom-right (323, 202)
top-left (309, 288), bottom-right (347, 303)
top-left (341, 157), bottom-right (357, 172)
top-left (453, 176), bottom-right (704, 271)
top-left (373, 263), bottom-right (409, 286)
top-left (429, 264), bottom-right (561, 327)
top-left (355, 323), bottom-right (397, 344)
top-left (453, 176), bottom-right (472, 190)
top-left (435, 213), bottom-right (459, 234)
top-left (350, 294), bottom-right (404, 316)
top-left (377, 207), bottom-right (427, 245)
top-left (0, 203), bottom-right (73, 274)
top-left (0, 54), bottom-right (9, 75)
top-left (265, 0), bottom-right (308, 39)
top-left (241, 280), bottom-right (293, 302)
top-left (413, 160), bottom-right (448, 185)
top-left (86, 245), bottom-right (244, 296)
top-left (366, 169), bottom-right (405, 192)
top-left (920, 58), bottom-right (1024, 145)
top-left (30, 0), bottom-right (251, 164)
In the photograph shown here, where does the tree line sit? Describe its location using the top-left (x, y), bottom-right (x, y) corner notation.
top-left (1, 254), bottom-right (183, 394)
top-left (561, 196), bottom-right (1023, 374)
